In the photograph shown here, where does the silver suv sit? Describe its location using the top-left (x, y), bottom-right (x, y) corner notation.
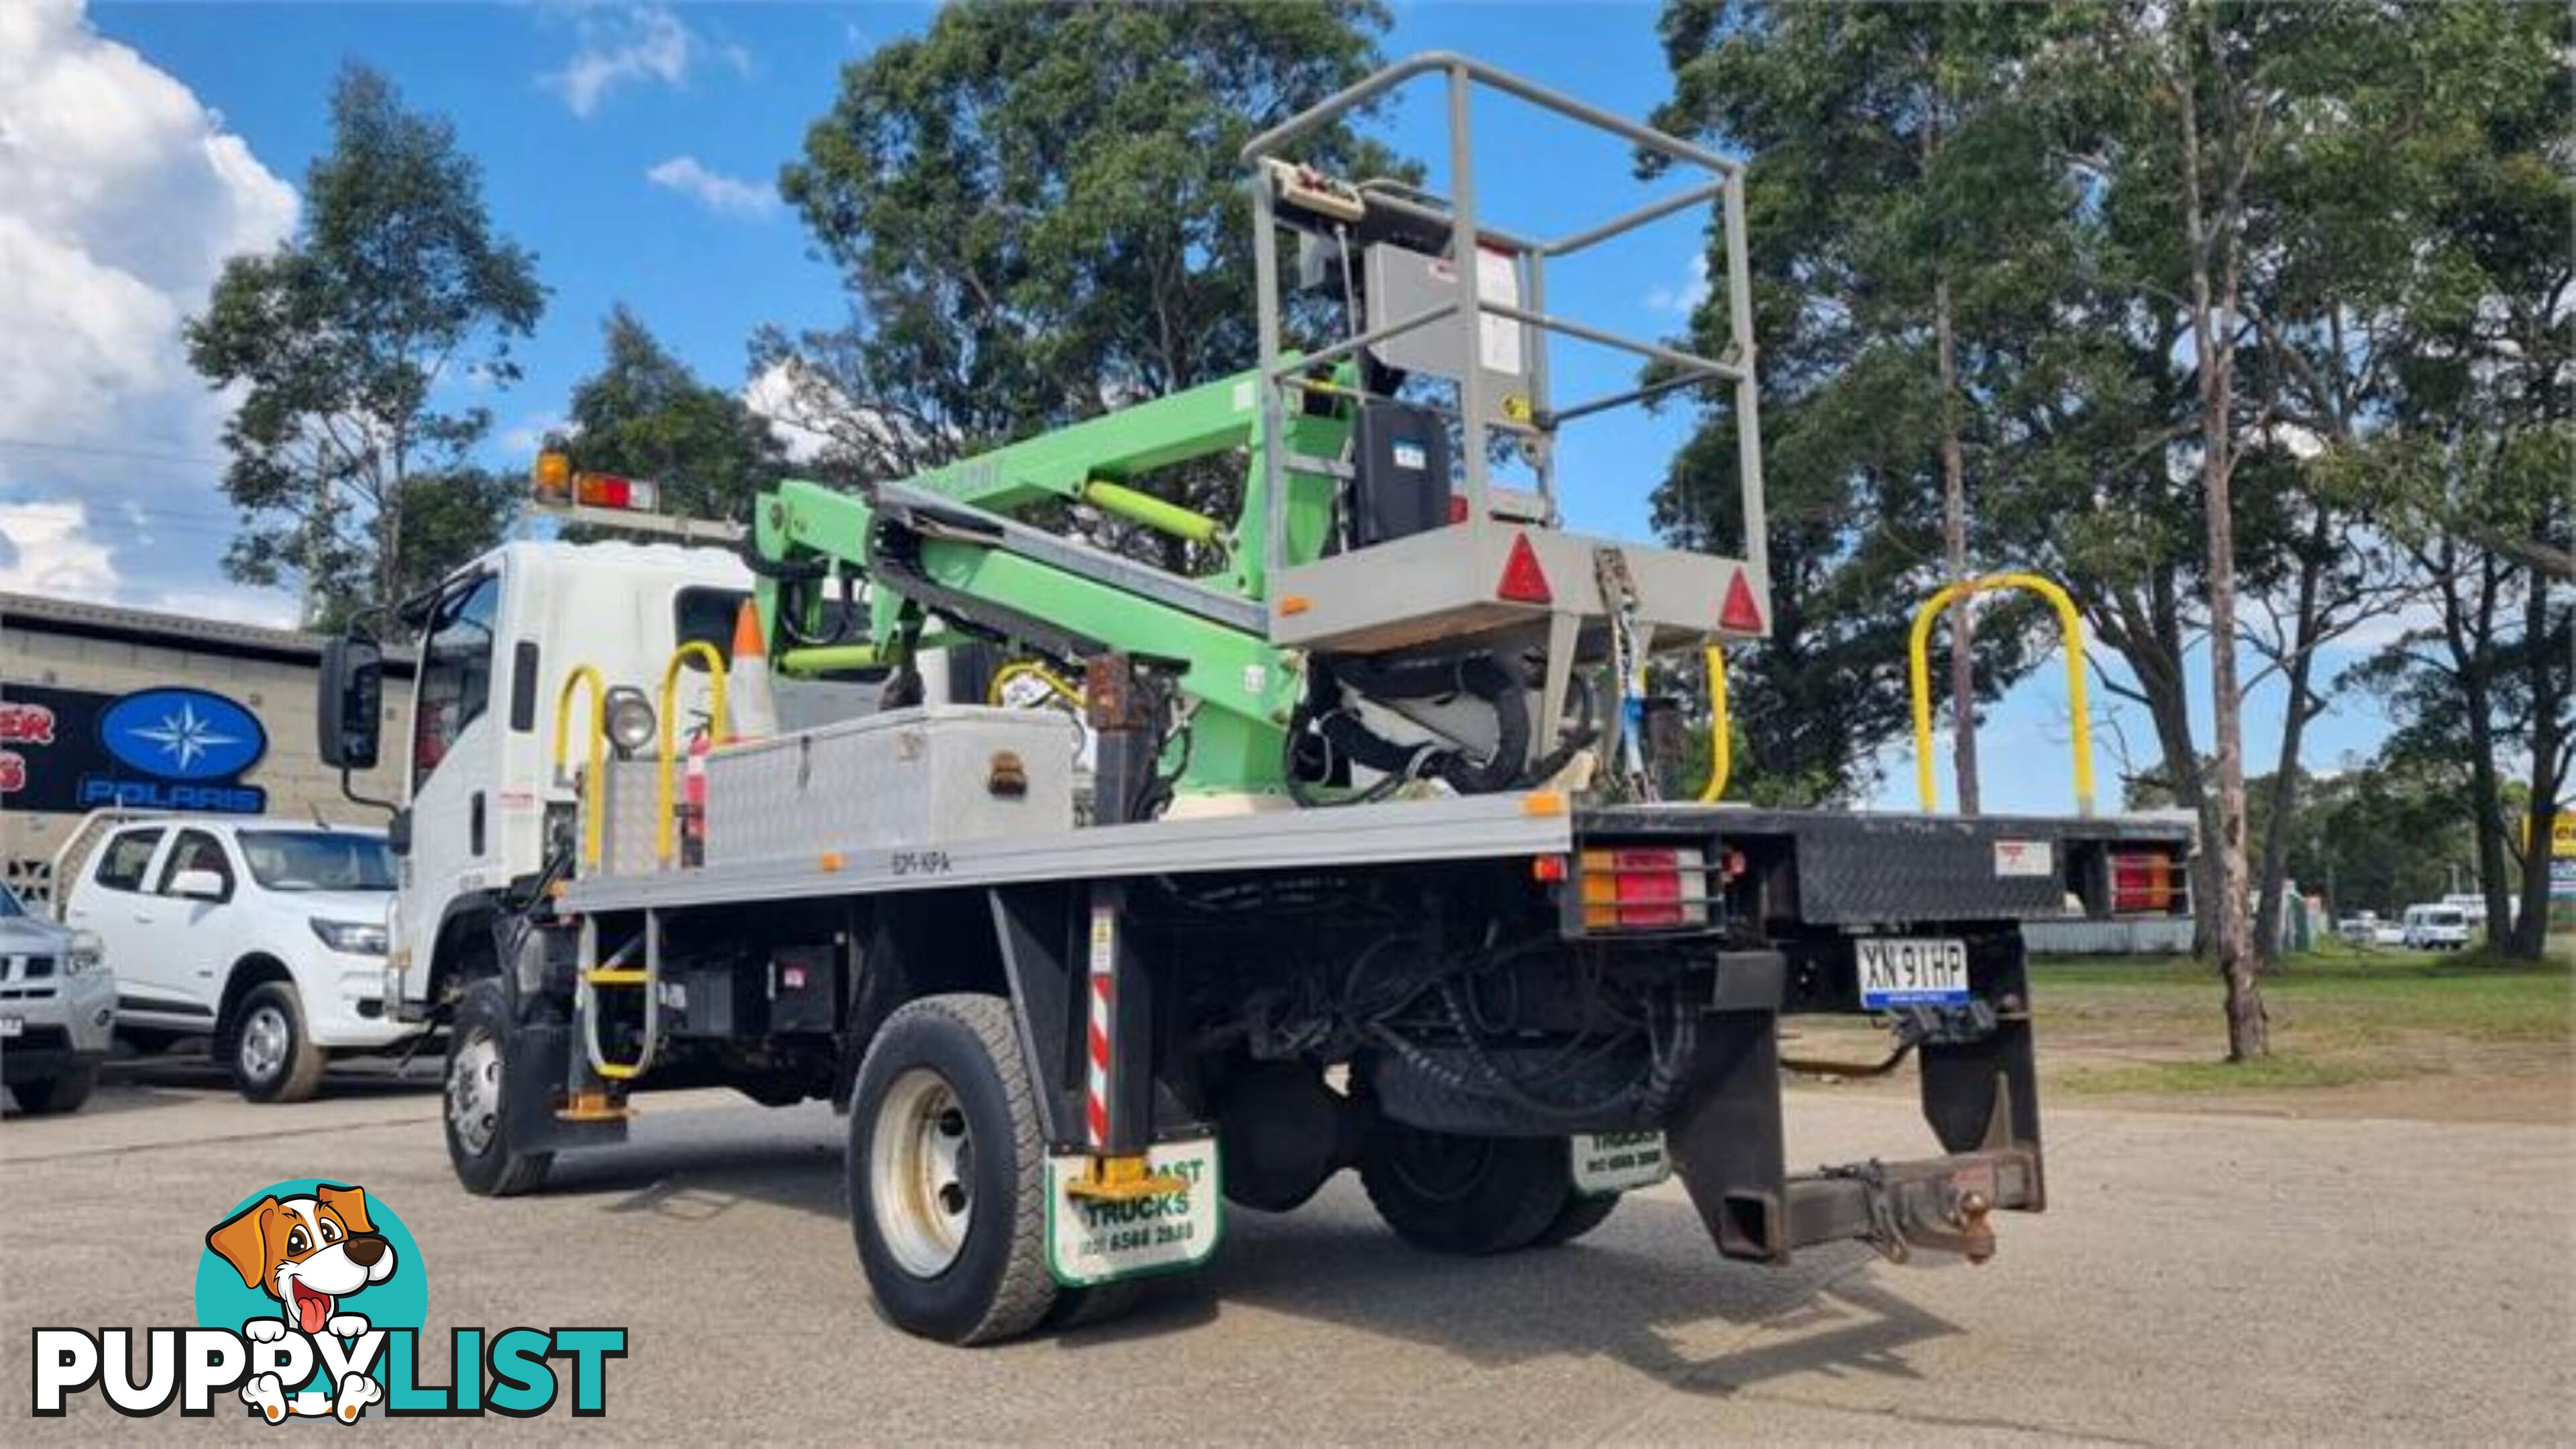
top-left (0, 880), bottom-right (113, 1114)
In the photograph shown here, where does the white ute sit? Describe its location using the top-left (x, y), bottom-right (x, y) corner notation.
top-left (60, 817), bottom-right (412, 1100)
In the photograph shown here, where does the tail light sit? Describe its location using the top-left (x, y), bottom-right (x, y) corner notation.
top-left (1576, 846), bottom-right (1713, 930)
top-left (2110, 849), bottom-right (2183, 915)
top-left (533, 450), bottom-right (659, 513)
top-left (575, 472), bottom-right (657, 512)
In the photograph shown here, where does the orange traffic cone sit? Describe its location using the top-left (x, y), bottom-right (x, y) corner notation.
top-left (730, 599), bottom-right (779, 741)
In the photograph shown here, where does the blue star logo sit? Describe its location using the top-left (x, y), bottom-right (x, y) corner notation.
top-left (128, 701), bottom-right (243, 774)
top-left (97, 688), bottom-right (268, 783)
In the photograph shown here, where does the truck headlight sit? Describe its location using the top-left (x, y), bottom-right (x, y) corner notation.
top-left (311, 918), bottom-right (390, 955)
top-left (64, 930), bottom-right (103, 977)
top-left (605, 687), bottom-right (657, 757)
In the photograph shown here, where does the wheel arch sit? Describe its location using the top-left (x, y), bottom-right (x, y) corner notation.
top-left (832, 888), bottom-right (1009, 1111)
top-left (213, 952), bottom-right (294, 1044)
top-left (426, 888), bottom-right (508, 1014)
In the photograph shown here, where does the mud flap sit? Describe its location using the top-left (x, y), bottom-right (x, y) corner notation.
top-left (500, 1011), bottom-right (628, 1152)
top-left (1045, 1138), bottom-right (1223, 1287)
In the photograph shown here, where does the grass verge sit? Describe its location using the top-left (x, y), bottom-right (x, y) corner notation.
top-left (2029, 947), bottom-right (2572, 1101)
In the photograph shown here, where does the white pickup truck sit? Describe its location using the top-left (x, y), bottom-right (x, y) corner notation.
top-left (60, 817), bottom-right (413, 1100)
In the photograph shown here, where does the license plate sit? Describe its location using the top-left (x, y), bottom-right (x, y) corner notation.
top-left (0, 1014), bottom-right (21, 1038)
top-left (1856, 937), bottom-right (1970, 1008)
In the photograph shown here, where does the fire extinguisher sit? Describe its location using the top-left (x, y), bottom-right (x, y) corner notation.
top-left (681, 727), bottom-right (711, 869)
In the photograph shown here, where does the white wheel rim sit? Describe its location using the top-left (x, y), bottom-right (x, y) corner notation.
top-left (869, 1068), bottom-right (974, 1278)
top-left (239, 1003), bottom-right (290, 1081)
top-left (449, 1028), bottom-right (502, 1155)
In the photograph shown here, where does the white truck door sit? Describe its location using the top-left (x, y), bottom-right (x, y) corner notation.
top-left (67, 825), bottom-right (186, 1018)
top-left (146, 826), bottom-right (237, 1013)
top-left (400, 570), bottom-right (506, 981)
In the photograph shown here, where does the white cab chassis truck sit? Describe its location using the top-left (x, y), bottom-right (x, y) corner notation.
top-left (314, 54), bottom-right (2195, 1346)
top-left (319, 531), bottom-right (2190, 1345)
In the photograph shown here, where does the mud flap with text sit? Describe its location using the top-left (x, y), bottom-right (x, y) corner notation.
top-left (1044, 1137), bottom-right (1223, 1287)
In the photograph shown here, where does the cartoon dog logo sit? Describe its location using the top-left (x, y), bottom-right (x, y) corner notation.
top-left (205, 1184), bottom-right (396, 1423)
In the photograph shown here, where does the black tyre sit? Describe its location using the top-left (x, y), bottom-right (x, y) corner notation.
top-left (11, 1063), bottom-right (97, 1114)
top-left (1044, 1280), bottom-right (1145, 1332)
top-left (229, 981), bottom-right (325, 1104)
top-left (848, 994), bottom-right (1057, 1344)
top-left (1358, 1120), bottom-right (1570, 1255)
top-left (444, 977), bottom-right (554, 1197)
top-left (1532, 1189), bottom-right (1621, 1248)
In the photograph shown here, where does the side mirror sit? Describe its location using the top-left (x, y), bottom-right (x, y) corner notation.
top-left (385, 807), bottom-right (413, 858)
top-left (170, 869), bottom-right (227, 902)
top-left (317, 636), bottom-right (384, 771)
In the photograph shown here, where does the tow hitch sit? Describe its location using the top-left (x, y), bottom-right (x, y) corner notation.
top-left (1803, 1144), bottom-right (2032, 1265)
top-left (1664, 961), bottom-right (2045, 1269)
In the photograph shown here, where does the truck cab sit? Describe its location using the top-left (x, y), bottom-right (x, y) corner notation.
top-left (380, 541), bottom-right (752, 1021)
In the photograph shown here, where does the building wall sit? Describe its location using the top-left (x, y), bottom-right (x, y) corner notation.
top-left (0, 616), bottom-right (409, 905)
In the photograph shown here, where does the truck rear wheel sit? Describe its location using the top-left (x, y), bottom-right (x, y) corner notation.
top-left (1532, 1189), bottom-right (1621, 1247)
top-left (847, 994), bottom-right (1057, 1345)
top-left (445, 978), bottom-right (555, 1197)
top-left (1358, 1120), bottom-right (1568, 1255)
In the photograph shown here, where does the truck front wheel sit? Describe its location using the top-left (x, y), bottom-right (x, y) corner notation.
top-left (848, 994), bottom-right (1057, 1345)
top-left (445, 978), bottom-right (555, 1197)
top-left (1359, 1120), bottom-right (1569, 1255)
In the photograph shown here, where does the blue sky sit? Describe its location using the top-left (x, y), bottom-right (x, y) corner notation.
top-left (3, 1), bottom-right (2403, 815)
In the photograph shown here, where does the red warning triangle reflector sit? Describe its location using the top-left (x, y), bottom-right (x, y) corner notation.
top-left (1719, 569), bottom-right (1765, 633)
top-left (1497, 533), bottom-right (1553, 604)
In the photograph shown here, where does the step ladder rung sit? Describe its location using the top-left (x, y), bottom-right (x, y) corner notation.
top-left (586, 967), bottom-right (649, 986)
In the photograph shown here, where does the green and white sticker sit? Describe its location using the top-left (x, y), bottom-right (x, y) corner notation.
top-left (1569, 1131), bottom-right (1670, 1195)
top-left (1044, 1138), bottom-right (1224, 1287)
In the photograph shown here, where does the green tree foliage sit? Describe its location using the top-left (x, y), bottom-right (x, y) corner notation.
top-left (185, 64), bottom-right (544, 627)
top-left (767, 0), bottom-right (1401, 566)
top-left (1655, 1), bottom-right (2567, 1032)
top-left (557, 306), bottom-right (788, 524)
top-left (2271, 761), bottom-right (2483, 924)
top-left (1648, 1), bottom-right (2061, 804)
top-left (2330, 0), bottom-right (2573, 959)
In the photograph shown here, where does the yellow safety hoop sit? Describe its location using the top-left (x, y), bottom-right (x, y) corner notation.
top-left (1698, 644), bottom-right (1730, 804)
top-left (655, 641), bottom-right (731, 867)
top-left (551, 665), bottom-right (608, 868)
top-left (1909, 572), bottom-right (2094, 816)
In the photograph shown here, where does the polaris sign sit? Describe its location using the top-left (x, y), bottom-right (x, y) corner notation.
top-left (87, 688), bottom-right (269, 811)
top-left (0, 684), bottom-right (269, 815)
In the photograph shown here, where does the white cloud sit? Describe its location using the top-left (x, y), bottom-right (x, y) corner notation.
top-left (743, 360), bottom-right (834, 465)
top-left (1646, 254), bottom-right (1711, 315)
top-left (0, 0), bottom-right (299, 619)
top-left (0, 500), bottom-right (113, 599)
top-left (498, 411), bottom-right (568, 460)
top-left (541, 5), bottom-right (705, 118)
top-left (645, 156), bottom-right (775, 219)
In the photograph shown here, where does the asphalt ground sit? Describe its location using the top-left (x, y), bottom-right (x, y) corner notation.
top-left (4, 1059), bottom-right (2569, 1445)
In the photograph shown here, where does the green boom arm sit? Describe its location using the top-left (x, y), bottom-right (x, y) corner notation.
top-left (749, 362), bottom-right (1352, 798)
